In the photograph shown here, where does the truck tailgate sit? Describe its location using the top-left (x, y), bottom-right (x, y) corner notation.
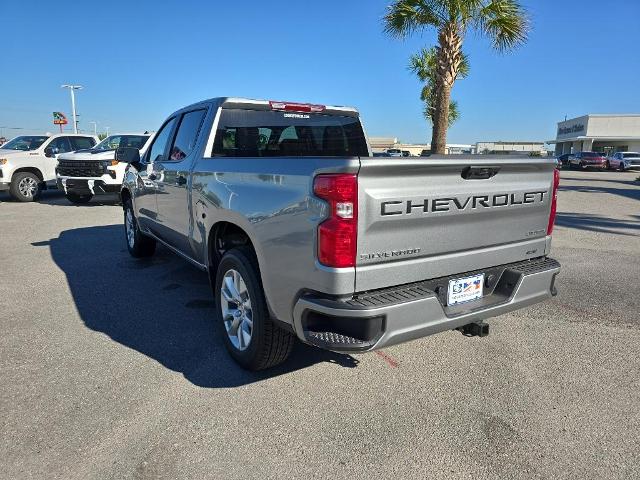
top-left (355, 157), bottom-right (556, 292)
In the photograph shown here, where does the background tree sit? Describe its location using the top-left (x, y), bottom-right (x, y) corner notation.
top-left (408, 47), bottom-right (469, 128)
top-left (384, 0), bottom-right (529, 154)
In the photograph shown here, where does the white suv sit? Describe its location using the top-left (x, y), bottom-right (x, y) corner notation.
top-left (0, 134), bottom-right (98, 201)
top-left (56, 133), bottom-right (151, 204)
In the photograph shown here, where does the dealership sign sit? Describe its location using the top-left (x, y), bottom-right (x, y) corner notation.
top-left (557, 123), bottom-right (585, 136)
top-left (53, 112), bottom-right (68, 125)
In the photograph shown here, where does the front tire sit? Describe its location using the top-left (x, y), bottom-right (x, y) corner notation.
top-left (66, 192), bottom-right (93, 204)
top-left (215, 247), bottom-right (294, 370)
top-left (9, 172), bottom-right (41, 202)
top-left (123, 199), bottom-right (156, 257)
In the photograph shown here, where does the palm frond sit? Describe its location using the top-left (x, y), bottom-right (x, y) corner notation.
top-left (409, 47), bottom-right (469, 83)
top-left (447, 99), bottom-right (460, 126)
top-left (420, 84), bottom-right (433, 102)
top-left (408, 47), bottom-right (438, 82)
top-left (476, 0), bottom-right (529, 51)
top-left (456, 51), bottom-right (471, 79)
top-left (383, 0), bottom-right (445, 38)
top-left (422, 98), bottom-right (460, 127)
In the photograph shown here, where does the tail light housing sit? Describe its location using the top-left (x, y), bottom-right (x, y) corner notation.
top-left (313, 174), bottom-right (358, 268)
top-left (547, 168), bottom-right (560, 235)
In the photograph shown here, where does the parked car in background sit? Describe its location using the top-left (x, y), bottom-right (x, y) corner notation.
top-left (420, 149), bottom-right (431, 157)
top-left (402, 150), bottom-right (411, 157)
top-left (607, 152), bottom-right (640, 171)
top-left (56, 133), bottom-right (151, 204)
top-left (569, 151), bottom-right (607, 170)
top-left (0, 134), bottom-right (98, 201)
top-left (372, 152), bottom-right (391, 157)
top-left (557, 153), bottom-right (573, 168)
top-left (386, 148), bottom-right (402, 157)
top-left (118, 96), bottom-right (561, 370)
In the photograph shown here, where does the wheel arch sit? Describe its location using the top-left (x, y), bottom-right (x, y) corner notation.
top-left (12, 167), bottom-right (44, 183)
top-left (207, 221), bottom-right (258, 274)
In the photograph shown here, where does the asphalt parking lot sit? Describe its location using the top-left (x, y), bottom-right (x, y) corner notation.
top-left (1, 170), bottom-right (639, 479)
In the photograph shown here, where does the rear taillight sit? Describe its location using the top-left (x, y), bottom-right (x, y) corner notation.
top-left (269, 100), bottom-right (326, 113)
top-left (313, 174), bottom-right (357, 268)
top-left (547, 168), bottom-right (560, 235)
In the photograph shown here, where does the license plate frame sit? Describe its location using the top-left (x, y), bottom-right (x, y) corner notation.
top-left (447, 273), bottom-right (485, 306)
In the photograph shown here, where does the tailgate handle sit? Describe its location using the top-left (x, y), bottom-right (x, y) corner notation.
top-left (461, 166), bottom-right (501, 180)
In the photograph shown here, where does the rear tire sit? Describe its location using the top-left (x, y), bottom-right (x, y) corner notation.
top-left (9, 172), bottom-right (41, 202)
top-left (215, 247), bottom-right (294, 370)
top-left (123, 198), bottom-right (156, 257)
top-left (66, 193), bottom-right (93, 204)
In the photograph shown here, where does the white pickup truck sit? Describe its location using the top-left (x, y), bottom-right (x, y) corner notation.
top-left (0, 134), bottom-right (98, 201)
top-left (56, 133), bottom-right (150, 204)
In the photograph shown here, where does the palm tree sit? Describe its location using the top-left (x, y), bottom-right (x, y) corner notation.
top-left (384, 0), bottom-right (529, 154)
top-left (408, 47), bottom-right (469, 128)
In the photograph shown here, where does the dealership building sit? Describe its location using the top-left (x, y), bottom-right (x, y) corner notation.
top-left (475, 141), bottom-right (546, 155)
top-left (368, 137), bottom-right (474, 155)
top-left (549, 114), bottom-right (640, 156)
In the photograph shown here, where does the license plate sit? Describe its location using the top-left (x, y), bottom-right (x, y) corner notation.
top-left (447, 274), bottom-right (484, 306)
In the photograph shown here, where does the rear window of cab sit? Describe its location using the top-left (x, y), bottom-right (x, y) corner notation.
top-left (212, 109), bottom-right (368, 157)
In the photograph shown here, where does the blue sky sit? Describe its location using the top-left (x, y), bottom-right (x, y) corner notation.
top-left (2, 0), bottom-right (639, 144)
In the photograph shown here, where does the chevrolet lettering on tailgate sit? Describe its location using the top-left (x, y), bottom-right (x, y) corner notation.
top-left (381, 191), bottom-right (547, 216)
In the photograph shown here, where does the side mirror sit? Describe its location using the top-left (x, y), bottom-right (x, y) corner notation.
top-left (115, 147), bottom-right (141, 164)
top-left (45, 147), bottom-right (58, 158)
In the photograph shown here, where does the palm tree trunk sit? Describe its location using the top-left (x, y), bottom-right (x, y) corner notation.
top-left (431, 83), bottom-right (451, 154)
top-left (431, 23), bottom-right (463, 154)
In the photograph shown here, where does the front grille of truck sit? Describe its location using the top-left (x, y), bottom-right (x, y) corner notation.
top-left (57, 160), bottom-right (106, 178)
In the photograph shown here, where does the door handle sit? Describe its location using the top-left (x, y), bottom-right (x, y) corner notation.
top-left (176, 175), bottom-right (187, 186)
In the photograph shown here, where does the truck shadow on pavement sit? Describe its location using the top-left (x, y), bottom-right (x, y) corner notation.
top-left (39, 224), bottom-right (359, 388)
top-left (37, 190), bottom-right (122, 207)
top-left (558, 183), bottom-right (640, 202)
top-left (555, 212), bottom-right (640, 236)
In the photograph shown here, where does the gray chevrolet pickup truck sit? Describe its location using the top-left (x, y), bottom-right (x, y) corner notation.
top-left (117, 97), bottom-right (561, 370)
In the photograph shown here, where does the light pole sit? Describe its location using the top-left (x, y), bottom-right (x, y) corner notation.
top-left (61, 84), bottom-right (83, 134)
top-left (88, 121), bottom-right (98, 136)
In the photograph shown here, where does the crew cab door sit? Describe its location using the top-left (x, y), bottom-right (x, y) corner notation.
top-left (41, 136), bottom-right (96, 182)
top-left (153, 108), bottom-right (208, 254)
top-left (41, 137), bottom-right (72, 181)
top-left (136, 116), bottom-right (179, 232)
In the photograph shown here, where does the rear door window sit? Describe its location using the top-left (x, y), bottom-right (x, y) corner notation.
top-left (48, 137), bottom-right (73, 154)
top-left (212, 109), bottom-right (368, 157)
top-left (168, 109), bottom-right (207, 161)
top-left (69, 137), bottom-right (96, 150)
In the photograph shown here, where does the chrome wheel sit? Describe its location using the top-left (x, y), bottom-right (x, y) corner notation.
top-left (220, 269), bottom-right (253, 351)
top-left (18, 177), bottom-right (38, 198)
top-left (125, 208), bottom-right (135, 249)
